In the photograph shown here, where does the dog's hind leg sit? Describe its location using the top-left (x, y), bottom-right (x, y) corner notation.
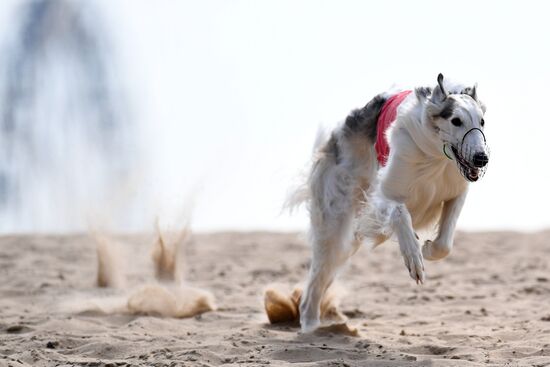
top-left (422, 190), bottom-right (467, 261)
top-left (299, 138), bottom-right (359, 332)
top-left (300, 211), bottom-right (356, 332)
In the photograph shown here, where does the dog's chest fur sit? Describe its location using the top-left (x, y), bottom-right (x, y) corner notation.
top-left (400, 158), bottom-right (467, 229)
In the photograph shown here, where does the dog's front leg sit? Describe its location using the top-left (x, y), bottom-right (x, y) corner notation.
top-left (390, 203), bottom-right (425, 284)
top-left (422, 190), bottom-right (468, 261)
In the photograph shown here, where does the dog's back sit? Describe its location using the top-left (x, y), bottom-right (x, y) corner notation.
top-left (344, 93), bottom-right (388, 142)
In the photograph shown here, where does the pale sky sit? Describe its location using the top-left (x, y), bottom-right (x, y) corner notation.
top-left (2, 0), bottom-right (550, 233)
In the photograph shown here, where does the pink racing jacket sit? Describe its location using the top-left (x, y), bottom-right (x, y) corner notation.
top-left (374, 90), bottom-right (412, 166)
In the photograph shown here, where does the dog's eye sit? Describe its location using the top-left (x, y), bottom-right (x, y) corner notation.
top-left (451, 118), bottom-right (462, 127)
top-left (480, 118), bottom-right (485, 127)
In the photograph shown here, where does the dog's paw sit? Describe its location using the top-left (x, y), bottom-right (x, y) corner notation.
top-left (422, 240), bottom-right (451, 261)
top-left (401, 247), bottom-right (425, 284)
top-left (300, 317), bottom-right (320, 333)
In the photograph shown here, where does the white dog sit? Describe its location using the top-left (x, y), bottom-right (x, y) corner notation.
top-left (292, 74), bottom-right (489, 332)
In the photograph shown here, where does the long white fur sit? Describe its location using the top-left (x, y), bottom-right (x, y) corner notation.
top-left (296, 74), bottom-right (488, 332)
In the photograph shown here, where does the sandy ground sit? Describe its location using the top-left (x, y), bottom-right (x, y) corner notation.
top-left (1, 230), bottom-right (550, 367)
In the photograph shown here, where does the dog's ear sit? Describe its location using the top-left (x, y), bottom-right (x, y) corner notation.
top-left (431, 73), bottom-right (448, 104)
top-left (464, 83), bottom-right (486, 113)
top-left (463, 83), bottom-right (478, 101)
top-left (437, 73), bottom-right (446, 95)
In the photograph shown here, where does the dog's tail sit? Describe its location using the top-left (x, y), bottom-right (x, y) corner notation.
top-left (283, 181), bottom-right (309, 214)
top-left (283, 127), bottom-right (329, 214)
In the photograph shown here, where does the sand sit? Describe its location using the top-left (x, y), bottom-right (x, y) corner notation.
top-left (1, 230), bottom-right (550, 366)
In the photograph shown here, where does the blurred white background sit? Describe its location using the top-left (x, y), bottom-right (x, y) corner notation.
top-left (0, 0), bottom-right (548, 233)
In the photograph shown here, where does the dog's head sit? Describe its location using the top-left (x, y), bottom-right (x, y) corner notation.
top-left (425, 73), bottom-right (489, 182)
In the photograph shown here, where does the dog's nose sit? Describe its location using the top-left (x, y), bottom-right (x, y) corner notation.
top-left (472, 152), bottom-right (489, 167)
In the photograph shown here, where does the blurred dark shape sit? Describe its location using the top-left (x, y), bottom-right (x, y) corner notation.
top-left (0, 0), bottom-right (135, 232)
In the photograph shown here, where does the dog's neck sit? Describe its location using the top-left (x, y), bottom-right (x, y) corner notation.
top-left (397, 98), bottom-right (448, 161)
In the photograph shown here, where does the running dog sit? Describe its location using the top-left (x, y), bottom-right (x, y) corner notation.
top-left (292, 74), bottom-right (489, 332)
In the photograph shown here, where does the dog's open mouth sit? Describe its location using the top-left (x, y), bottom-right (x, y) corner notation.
top-left (451, 146), bottom-right (481, 182)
